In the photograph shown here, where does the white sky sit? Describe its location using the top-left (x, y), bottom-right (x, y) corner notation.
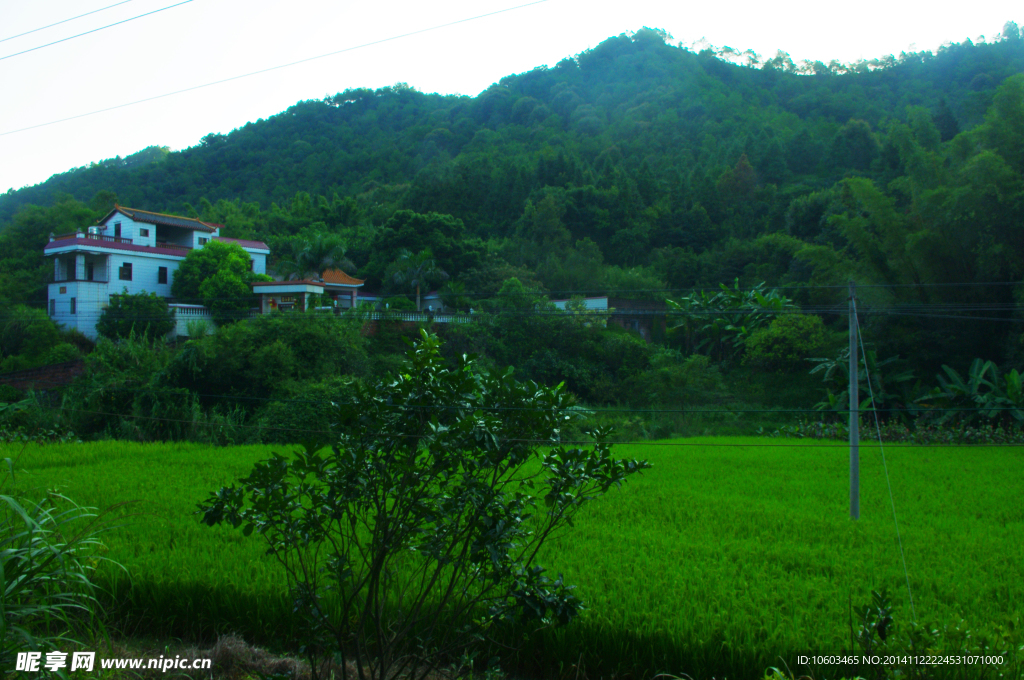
top-left (0, 0), bottom-right (1019, 195)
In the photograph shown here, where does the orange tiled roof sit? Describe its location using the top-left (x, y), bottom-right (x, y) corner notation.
top-left (322, 269), bottom-right (365, 286)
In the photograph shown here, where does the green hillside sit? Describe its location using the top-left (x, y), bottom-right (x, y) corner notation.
top-left (2, 27), bottom-right (1023, 377)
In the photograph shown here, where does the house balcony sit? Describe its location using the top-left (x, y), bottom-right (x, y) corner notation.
top-left (52, 276), bottom-right (110, 283)
top-left (52, 232), bottom-right (135, 245)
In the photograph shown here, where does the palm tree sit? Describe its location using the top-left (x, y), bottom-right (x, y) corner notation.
top-left (275, 234), bottom-right (354, 281)
top-left (387, 249), bottom-right (449, 311)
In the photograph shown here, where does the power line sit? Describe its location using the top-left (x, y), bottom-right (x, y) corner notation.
top-left (0, 0), bottom-right (136, 44)
top-left (0, 0), bottom-right (195, 63)
top-left (0, 0), bottom-right (550, 136)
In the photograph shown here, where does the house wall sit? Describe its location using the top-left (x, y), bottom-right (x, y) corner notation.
top-left (48, 280), bottom-right (113, 338)
top-left (106, 252), bottom-right (184, 298)
top-left (48, 252), bottom-right (186, 339)
top-left (249, 252), bottom-right (267, 275)
top-left (102, 213), bottom-right (156, 246)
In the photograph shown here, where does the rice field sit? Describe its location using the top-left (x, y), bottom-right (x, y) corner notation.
top-left (5, 438), bottom-right (1023, 679)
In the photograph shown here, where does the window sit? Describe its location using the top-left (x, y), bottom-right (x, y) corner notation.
top-left (119, 262), bottom-right (133, 281)
top-left (86, 262), bottom-right (94, 281)
top-left (70, 298), bottom-right (76, 315)
top-left (198, 237), bottom-right (209, 246)
top-left (158, 266), bottom-right (167, 284)
top-left (140, 228), bottom-right (150, 237)
top-left (249, 259), bottom-right (254, 271)
top-left (49, 299), bottom-right (55, 316)
top-left (114, 223), bottom-right (122, 238)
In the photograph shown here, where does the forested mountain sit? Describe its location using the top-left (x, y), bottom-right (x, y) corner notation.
top-left (3, 26), bottom-right (1024, 375)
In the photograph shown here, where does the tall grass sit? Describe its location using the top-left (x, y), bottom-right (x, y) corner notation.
top-left (3, 439), bottom-right (1022, 679)
top-left (0, 454), bottom-right (114, 671)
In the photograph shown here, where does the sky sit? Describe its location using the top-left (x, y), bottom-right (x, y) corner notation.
top-left (0, 0), bottom-right (1020, 195)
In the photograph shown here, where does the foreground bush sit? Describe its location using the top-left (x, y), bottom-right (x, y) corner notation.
top-left (200, 331), bottom-right (650, 680)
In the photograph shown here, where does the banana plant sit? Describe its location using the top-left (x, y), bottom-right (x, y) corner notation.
top-left (917, 359), bottom-right (1024, 425)
top-left (668, 280), bottom-right (796, 361)
top-left (809, 348), bottom-right (917, 422)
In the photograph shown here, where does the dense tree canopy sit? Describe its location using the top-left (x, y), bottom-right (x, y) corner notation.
top-left (1, 25), bottom-right (1023, 378)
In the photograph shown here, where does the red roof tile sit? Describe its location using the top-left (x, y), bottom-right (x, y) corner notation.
top-left (322, 269), bottom-right (365, 285)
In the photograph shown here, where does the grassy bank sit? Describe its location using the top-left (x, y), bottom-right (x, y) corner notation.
top-left (5, 438), bottom-right (1022, 679)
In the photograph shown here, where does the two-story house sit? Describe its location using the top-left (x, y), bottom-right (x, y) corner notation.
top-left (45, 205), bottom-right (269, 339)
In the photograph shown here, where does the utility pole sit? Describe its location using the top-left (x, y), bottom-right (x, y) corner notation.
top-left (849, 281), bottom-right (859, 520)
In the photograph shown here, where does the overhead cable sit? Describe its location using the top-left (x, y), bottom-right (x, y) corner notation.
top-left (0, 0), bottom-right (135, 44)
top-left (0, 0), bottom-right (195, 62)
top-left (0, 0), bottom-right (549, 136)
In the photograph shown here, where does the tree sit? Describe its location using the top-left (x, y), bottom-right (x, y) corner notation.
top-left (361, 211), bottom-right (484, 288)
top-left (386, 248), bottom-right (449, 311)
top-left (171, 241), bottom-right (269, 324)
top-left (199, 269), bottom-right (258, 326)
top-left (200, 332), bottom-right (649, 680)
top-left (95, 291), bottom-right (175, 341)
top-left (275, 232), bottom-right (355, 281)
top-left (172, 240), bottom-right (253, 303)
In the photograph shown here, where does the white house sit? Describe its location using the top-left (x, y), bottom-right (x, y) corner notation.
top-left (45, 205), bottom-right (270, 339)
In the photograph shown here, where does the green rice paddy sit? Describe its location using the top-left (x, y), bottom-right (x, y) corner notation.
top-left (5, 438), bottom-right (1023, 679)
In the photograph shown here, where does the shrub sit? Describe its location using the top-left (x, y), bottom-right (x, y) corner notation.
top-left (42, 342), bottom-right (80, 364)
top-left (95, 291), bottom-right (175, 341)
top-left (0, 306), bottom-right (62, 371)
top-left (200, 331), bottom-right (650, 680)
top-left (160, 312), bottom-right (369, 410)
top-left (744, 314), bottom-right (830, 372)
top-left (616, 351), bottom-right (729, 406)
top-left (254, 376), bottom-right (362, 444)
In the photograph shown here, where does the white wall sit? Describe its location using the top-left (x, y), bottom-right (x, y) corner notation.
top-left (48, 280), bottom-right (110, 338)
top-left (106, 252), bottom-right (183, 298)
top-left (249, 252), bottom-right (267, 275)
top-left (102, 213), bottom-right (155, 246)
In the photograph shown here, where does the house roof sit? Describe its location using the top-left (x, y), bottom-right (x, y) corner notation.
top-left (252, 280), bottom-right (325, 288)
top-left (44, 236), bottom-right (191, 258)
top-left (321, 269), bottom-right (365, 286)
top-left (252, 280), bottom-right (325, 295)
top-left (101, 205), bottom-right (221, 233)
top-left (213, 236), bottom-right (270, 252)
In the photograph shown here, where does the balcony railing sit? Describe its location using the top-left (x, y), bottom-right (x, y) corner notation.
top-left (51, 232), bottom-right (134, 245)
top-left (52, 277), bottom-right (109, 283)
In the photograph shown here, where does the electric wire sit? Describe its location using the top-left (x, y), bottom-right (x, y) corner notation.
top-left (0, 0), bottom-right (136, 44)
top-left (0, 0), bottom-right (550, 136)
top-left (0, 0), bottom-right (195, 62)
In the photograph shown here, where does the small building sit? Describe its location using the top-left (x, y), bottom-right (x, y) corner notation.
top-left (252, 280), bottom-right (326, 313)
top-left (320, 269), bottom-right (365, 308)
top-left (550, 296), bottom-right (667, 341)
top-left (45, 205), bottom-right (269, 339)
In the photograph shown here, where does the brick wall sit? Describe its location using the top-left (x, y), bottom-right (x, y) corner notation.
top-left (0, 360), bottom-right (86, 392)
